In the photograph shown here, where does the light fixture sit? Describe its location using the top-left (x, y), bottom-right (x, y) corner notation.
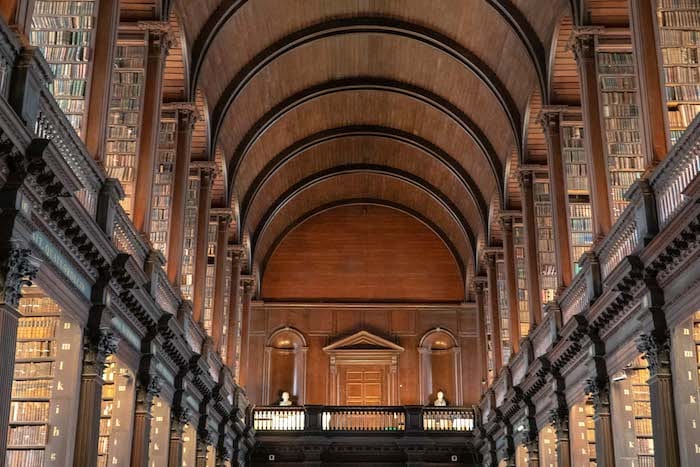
top-left (611, 370), bottom-right (627, 382)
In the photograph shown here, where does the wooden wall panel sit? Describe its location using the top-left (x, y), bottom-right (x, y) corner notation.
top-left (246, 303), bottom-right (480, 406)
top-left (262, 205), bottom-right (465, 302)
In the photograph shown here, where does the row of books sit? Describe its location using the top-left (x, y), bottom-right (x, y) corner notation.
top-left (659, 0), bottom-right (700, 9)
top-left (660, 10), bottom-right (700, 29)
top-left (601, 91), bottom-right (638, 105)
top-left (570, 203), bottom-right (593, 220)
top-left (659, 28), bottom-right (700, 46)
top-left (13, 361), bottom-right (54, 379)
top-left (9, 401), bottom-right (50, 423)
top-left (108, 112), bottom-right (140, 125)
top-left (600, 76), bottom-right (636, 92)
top-left (40, 45), bottom-right (90, 62)
top-left (665, 83), bottom-right (700, 100)
top-left (17, 317), bottom-right (58, 340)
top-left (32, 15), bottom-right (94, 30)
top-left (601, 104), bottom-right (640, 118)
top-left (107, 126), bottom-right (137, 139)
top-left (607, 155), bottom-right (645, 170)
top-left (106, 166), bottom-right (136, 181)
top-left (51, 78), bottom-right (86, 97)
top-left (31, 30), bottom-right (91, 46)
top-left (661, 46), bottom-right (700, 65)
top-left (571, 231), bottom-right (594, 244)
top-left (664, 64), bottom-right (700, 83)
top-left (15, 341), bottom-right (54, 360)
top-left (7, 424), bottom-right (48, 447)
top-left (53, 98), bottom-right (85, 114)
top-left (34, 1), bottom-right (96, 15)
top-left (604, 129), bottom-right (641, 143)
top-left (609, 171), bottom-right (642, 186)
top-left (50, 62), bottom-right (88, 79)
top-left (109, 99), bottom-right (143, 111)
top-left (12, 379), bottom-right (53, 399)
top-left (112, 72), bottom-right (143, 85)
top-left (6, 450), bottom-right (45, 467)
top-left (668, 104), bottom-right (700, 127)
top-left (607, 142), bottom-right (643, 155)
top-left (106, 140), bottom-right (138, 153)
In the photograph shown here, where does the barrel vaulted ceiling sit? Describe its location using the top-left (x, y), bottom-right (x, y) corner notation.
top-left (171, 0), bottom-right (574, 294)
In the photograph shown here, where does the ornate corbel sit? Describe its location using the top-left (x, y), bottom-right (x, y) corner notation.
top-left (0, 244), bottom-right (39, 307)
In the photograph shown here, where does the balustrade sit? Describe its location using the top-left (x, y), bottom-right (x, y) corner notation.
top-left (252, 406), bottom-right (475, 434)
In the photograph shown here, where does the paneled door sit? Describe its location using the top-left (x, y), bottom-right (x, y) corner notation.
top-left (339, 365), bottom-right (386, 405)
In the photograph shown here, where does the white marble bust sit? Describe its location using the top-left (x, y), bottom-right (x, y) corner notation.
top-left (279, 391), bottom-right (293, 406)
top-left (434, 390), bottom-right (447, 406)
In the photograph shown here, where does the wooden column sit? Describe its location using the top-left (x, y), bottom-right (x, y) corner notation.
top-left (72, 325), bottom-right (119, 467)
top-left (168, 409), bottom-right (189, 467)
top-left (211, 214), bottom-right (231, 352)
top-left (524, 437), bottom-right (539, 467)
top-left (83, 0), bottom-right (120, 161)
top-left (132, 22), bottom-right (169, 234)
top-left (638, 329), bottom-right (681, 465)
top-left (192, 167), bottom-right (215, 323)
top-left (485, 251), bottom-right (503, 371)
top-left (585, 376), bottom-right (615, 466)
top-left (499, 214), bottom-right (521, 353)
top-left (519, 170), bottom-right (542, 326)
top-left (572, 28), bottom-right (613, 239)
top-left (166, 105), bottom-right (197, 285)
top-left (552, 411), bottom-right (571, 467)
top-left (474, 278), bottom-right (488, 392)
top-left (630, 0), bottom-right (670, 165)
top-left (238, 275), bottom-right (255, 389)
top-left (539, 108), bottom-right (573, 290)
top-left (226, 245), bottom-right (244, 369)
top-left (130, 378), bottom-right (161, 467)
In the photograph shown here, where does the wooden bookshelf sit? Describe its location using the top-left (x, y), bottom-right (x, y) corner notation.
top-left (657, 0), bottom-right (700, 145)
top-left (533, 173), bottom-right (557, 305)
top-left (596, 36), bottom-right (645, 221)
top-left (630, 356), bottom-right (655, 467)
top-left (203, 218), bottom-right (218, 335)
top-left (104, 33), bottom-right (147, 217)
top-left (484, 284), bottom-right (495, 384)
top-left (98, 357), bottom-right (116, 467)
top-left (7, 295), bottom-right (64, 467)
top-left (539, 425), bottom-right (558, 467)
top-left (496, 259), bottom-right (511, 364)
top-left (513, 223), bottom-right (530, 337)
top-left (560, 117), bottom-right (593, 273)
top-left (30, 0), bottom-right (99, 136)
top-left (149, 111), bottom-right (177, 258)
top-left (182, 423), bottom-right (197, 467)
top-left (585, 402), bottom-right (596, 465)
top-left (221, 252), bottom-right (233, 360)
top-left (180, 171), bottom-right (201, 301)
top-left (571, 402), bottom-right (597, 466)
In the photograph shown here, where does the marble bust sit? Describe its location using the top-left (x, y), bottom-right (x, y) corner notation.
top-left (279, 391), bottom-right (293, 406)
top-left (434, 390), bottom-right (447, 406)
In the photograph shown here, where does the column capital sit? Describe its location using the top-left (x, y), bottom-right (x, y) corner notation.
top-left (637, 331), bottom-right (672, 376)
top-left (473, 276), bottom-right (487, 291)
top-left (163, 102), bottom-right (200, 128)
top-left (0, 244), bottom-right (39, 307)
top-left (584, 377), bottom-right (610, 409)
top-left (536, 106), bottom-right (566, 136)
top-left (517, 169), bottom-right (534, 188)
top-left (228, 244), bottom-right (246, 261)
top-left (241, 275), bottom-right (256, 294)
top-left (569, 26), bottom-right (604, 62)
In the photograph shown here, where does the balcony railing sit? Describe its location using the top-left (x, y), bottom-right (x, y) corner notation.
top-left (252, 405), bottom-right (475, 434)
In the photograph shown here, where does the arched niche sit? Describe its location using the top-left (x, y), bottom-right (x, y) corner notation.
top-left (262, 327), bottom-right (308, 405)
top-left (419, 328), bottom-right (462, 405)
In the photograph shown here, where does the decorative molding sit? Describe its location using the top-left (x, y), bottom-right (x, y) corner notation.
top-left (0, 245), bottom-right (39, 307)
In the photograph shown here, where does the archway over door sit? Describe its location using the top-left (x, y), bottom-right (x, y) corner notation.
top-left (323, 331), bottom-right (404, 405)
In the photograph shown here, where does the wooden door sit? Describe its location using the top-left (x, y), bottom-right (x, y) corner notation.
top-left (340, 365), bottom-right (386, 405)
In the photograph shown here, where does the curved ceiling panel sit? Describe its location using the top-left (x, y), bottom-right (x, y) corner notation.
top-left (213, 32), bottom-right (518, 172)
top-left (233, 89), bottom-right (499, 214)
top-left (243, 136), bottom-right (485, 245)
top-left (252, 172), bottom-right (474, 284)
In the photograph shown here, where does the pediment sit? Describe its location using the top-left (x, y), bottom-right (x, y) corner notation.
top-left (323, 330), bottom-right (404, 353)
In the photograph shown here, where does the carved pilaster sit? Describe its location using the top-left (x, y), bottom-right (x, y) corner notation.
top-left (192, 167), bottom-right (215, 323)
top-left (584, 377), bottom-right (615, 466)
top-left (0, 245), bottom-right (38, 307)
top-left (519, 169), bottom-right (542, 325)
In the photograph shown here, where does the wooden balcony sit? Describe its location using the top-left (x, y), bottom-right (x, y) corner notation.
top-left (251, 406), bottom-right (478, 465)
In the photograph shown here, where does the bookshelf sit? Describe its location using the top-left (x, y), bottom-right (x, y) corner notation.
top-left (182, 423), bottom-right (196, 467)
top-left (98, 357), bottom-right (116, 467)
top-left (30, 0), bottom-right (98, 136)
top-left (221, 252), bottom-right (233, 360)
top-left (203, 218), bottom-right (218, 335)
top-left (539, 425), bottom-right (558, 467)
top-left (571, 402), bottom-right (597, 466)
top-left (496, 259), bottom-right (511, 364)
top-left (180, 172), bottom-right (201, 301)
top-left (150, 111), bottom-right (177, 258)
top-left (513, 223), bottom-right (530, 337)
top-left (534, 173), bottom-right (557, 305)
top-left (596, 42), bottom-right (645, 221)
top-left (484, 284), bottom-right (495, 384)
top-left (104, 34), bottom-right (147, 217)
top-left (560, 119), bottom-right (593, 272)
top-left (148, 397), bottom-right (170, 466)
top-left (657, 0), bottom-right (700, 145)
top-left (7, 297), bottom-right (59, 467)
top-left (629, 357), bottom-right (655, 466)
top-left (585, 402), bottom-right (596, 465)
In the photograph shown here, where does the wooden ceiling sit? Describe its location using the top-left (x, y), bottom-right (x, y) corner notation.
top-left (166, 0), bottom-right (627, 297)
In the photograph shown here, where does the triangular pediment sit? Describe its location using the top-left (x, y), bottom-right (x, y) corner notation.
top-left (323, 330), bottom-right (404, 353)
